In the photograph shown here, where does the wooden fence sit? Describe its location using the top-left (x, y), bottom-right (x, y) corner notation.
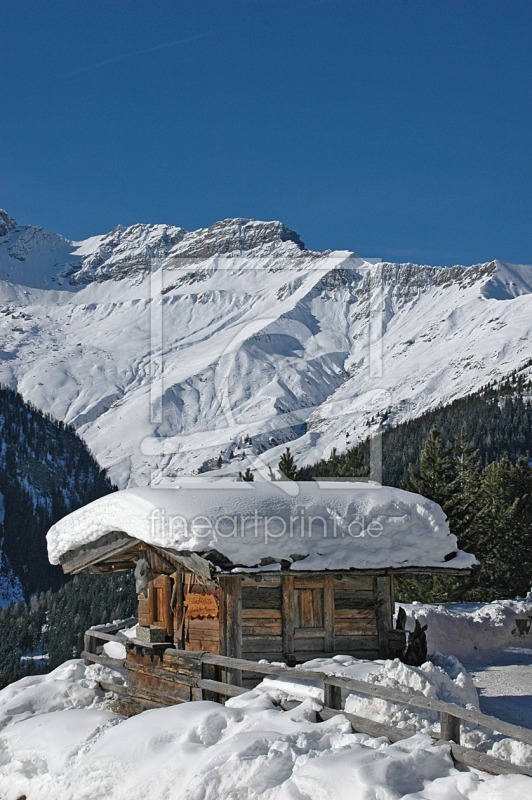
top-left (82, 623), bottom-right (532, 779)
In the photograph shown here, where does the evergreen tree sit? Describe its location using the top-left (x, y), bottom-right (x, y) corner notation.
top-left (238, 467), bottom-right (254, 482)
top-left (278, 448), bottom-right (298, 480)
top-left (404, 427), bottom-right (455, 509)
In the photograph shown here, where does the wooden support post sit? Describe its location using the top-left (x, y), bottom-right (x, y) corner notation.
top-left (220, 576), bottom-right (242, 686)
top-left (375, 576), bottom-right (393, 658)
top-left (83, 631), bottom-right (99, 664)
top-left (282, 575), bottom-right (295, 661)
top-left (323, 679), bottom-right (342, 711)
top-left (323, 574), bottom-right (335, 653)
top-left (440, 711), bottom-right (461, 744)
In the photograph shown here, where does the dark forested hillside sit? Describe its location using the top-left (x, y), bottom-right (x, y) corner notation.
top-left (296, 373), bottom-right (532, 602)
top-left (0, 385), bottom-right (115, 599)
top-left (0, 572), bottom-right (136, 688)
top-left (299, 370), bottom-right (532, 486)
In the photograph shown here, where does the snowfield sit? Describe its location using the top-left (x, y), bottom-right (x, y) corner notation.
top-left (0, 598), bottom-right (530, 799)
top-left (0, 211), bottom-right (531, 487)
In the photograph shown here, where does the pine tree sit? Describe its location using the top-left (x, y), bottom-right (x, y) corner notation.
top-left (238, 467), bottom-right (254, 482)
top-left (404, 427), bottom-right (455, 509)
top-left (278, 448), bottom-right (298, 480)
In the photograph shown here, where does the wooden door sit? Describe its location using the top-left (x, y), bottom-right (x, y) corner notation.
top-left (292, 576), bottom-right (333, 659)
top-left (150, 574), bottom-right (172, 637)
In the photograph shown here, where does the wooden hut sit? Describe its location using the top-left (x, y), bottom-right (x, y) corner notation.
top-left (47, 480), bottom-right (476, 702)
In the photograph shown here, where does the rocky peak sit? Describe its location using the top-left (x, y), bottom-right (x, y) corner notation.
top-left (170, 218), bottom-right (306, 260)
top-left (0, 210), bottom-right (18, 238)
top-left (68, 223), bottom-right (187, 284)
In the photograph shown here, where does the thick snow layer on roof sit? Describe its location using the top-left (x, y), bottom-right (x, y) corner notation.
top-left (47, 480), bottom-right (477, 571)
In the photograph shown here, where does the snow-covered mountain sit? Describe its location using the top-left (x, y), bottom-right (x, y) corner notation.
top-left (0, 210), bottom-right (530, 487)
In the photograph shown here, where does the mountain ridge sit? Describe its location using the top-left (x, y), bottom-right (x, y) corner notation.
top-left (0, 209), bottom-right (530, 487)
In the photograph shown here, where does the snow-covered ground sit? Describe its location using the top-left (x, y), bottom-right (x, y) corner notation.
top-left (400, 596), bottom-right (532, 731)
top-left (0, 597), bottom-right (530, 799)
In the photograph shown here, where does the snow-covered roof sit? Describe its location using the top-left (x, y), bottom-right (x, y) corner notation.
top-left (47, 480), bottom-right (477, 573)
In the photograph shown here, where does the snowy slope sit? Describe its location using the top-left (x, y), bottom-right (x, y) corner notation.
top-left (0, 210), bottom-right (530, 487)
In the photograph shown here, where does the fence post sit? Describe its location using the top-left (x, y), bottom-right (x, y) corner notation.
top-left (440, 711), bottom-right (461, 744)
top-left (323, 679), bottom-right (342, 710)
top-left (83, 631), bottom-right (99, 664)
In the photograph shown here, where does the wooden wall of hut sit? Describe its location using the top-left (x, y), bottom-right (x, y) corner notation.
top-left (134, 560), bottom-right (404, 671)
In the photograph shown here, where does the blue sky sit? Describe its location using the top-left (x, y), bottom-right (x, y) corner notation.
top-left (1, 1), bottom-right (531, 265)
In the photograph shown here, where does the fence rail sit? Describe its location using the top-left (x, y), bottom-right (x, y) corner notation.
top-left (83, 630), bottom-right (532, 779)
top-left (82, 617), bottom-right (136, 669)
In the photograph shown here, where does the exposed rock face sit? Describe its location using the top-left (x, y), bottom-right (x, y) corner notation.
top-left (68, 223), bottom-right (187, 284)
top-left (0, 210), bottom-right (18, 238)
top-left (169, 218), bottom-right (306, 260)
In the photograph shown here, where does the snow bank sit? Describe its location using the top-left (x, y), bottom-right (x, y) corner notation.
top-left (0, 660), bottom-right (125, 729)
top-left (0, 658), bottom-right (530, 800)
top-left (400, 594), bottom-right (532, 659)
top-left (46, 480), bottom-right (477, 571)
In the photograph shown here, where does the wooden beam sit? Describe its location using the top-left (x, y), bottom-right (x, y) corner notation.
top-left (374, 576), bottom-right (393, 658)
top-left (323, 574), bottom-right (335, 652)
top-left (60, 531), bottom-right (138, 574)
top-left (282, 575), bottom-right (295, 659)
top-left (220, 576), bottom-right (242, 685)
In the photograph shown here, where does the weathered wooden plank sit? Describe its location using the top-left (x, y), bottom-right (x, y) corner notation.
top-left (220, 575), bottom-right (242, 685)
top-left (199, 651), bottom-right (326, 679)
top-left (240, 635), bottom-right (284, 653)
top-left (293, 638), bottom-right (326, 652)
top-left (167, 552), bottom-right (213, 581)
top-left (282, 575), bottom-right (295, 657)
top-left (138, 595), bottom-right (151, 627)
top-left (291, 651), bottom-right (339, 662)
top-left (334, 591), bottom-right (375, 609)
top-left (294, 627), bottom-right (326, 639)
top-left (375, 576), bottom-right (393, 658)
top-left (241, 576), bottom-right (281, 588)
top-left (293, 576), bottom-right (323, 589)
top-left (440, 712), bottom-right (461, 744)
top-left (319, 706), bottom-right (416, 742)
top-left (145, 547), bottom-right (179, 575)
top-left (332, 575), bottom-right (374, 590)
top-left (98, 680), bottom-right (130, 697)
top-left (85, 629), bottom-right (128, 644)
top-left (242, 609), bottom-right (282, 620)
top-left (188, 619), bottom-right (220, 642)
top-left (128, 683), bottom-right (188, 706)
top-left (126, 660), bottom-right (199, 687)
top-left (60, 532), bottom-right (138, 574)
top-left (241, 587), bottom-right (282, 609)
top-left (89, 617), bottom-right (137, 635)
top-left (197, 679), bottom-right (247, 698)
top-left (81, 650), bottom-right (125, 670)
top-left (241, 653), bottom-right (289, 663)
top-left (323, 684), bottom-right (342, 710)
top-left (333, 608), bottom-right (377, 620)
top-left (443, 741), bottom-right (532, 777)
top-left (297, 589), bottom-right (313, 627)
top-left (188, 639), bottom-right (221, 653)
top-left (323, 574), bottom-right (335, 652)
top-left (242, 622), bottom-right (283, 636)
top-left (188, 628), bottom-right (220, 643)
top-left (334, 635), bottom-right (380, 651)
top-left (162, 650), bottom-right (203, 678)
top-left (334, 619), bottom-right (378, 636)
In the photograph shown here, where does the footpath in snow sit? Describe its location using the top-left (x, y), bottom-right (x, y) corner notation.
top-left (0, 596), bottom-right (530, 799)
